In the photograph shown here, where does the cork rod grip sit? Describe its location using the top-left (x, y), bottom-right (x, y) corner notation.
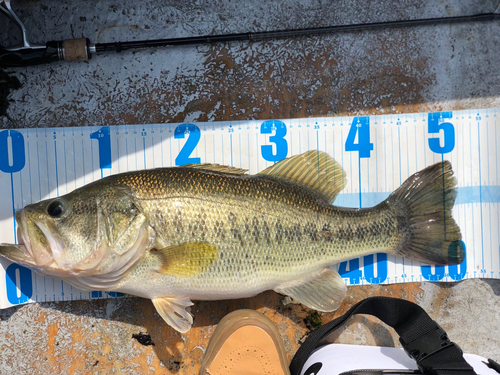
top-left (63, 38), bottom-right (90, 62)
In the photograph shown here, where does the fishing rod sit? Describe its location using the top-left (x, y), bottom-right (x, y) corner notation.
top-left (1, 0), bottom-right (499, 68)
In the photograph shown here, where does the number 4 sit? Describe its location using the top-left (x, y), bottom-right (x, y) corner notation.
top-left (345, 117), bottom-right (373, 158)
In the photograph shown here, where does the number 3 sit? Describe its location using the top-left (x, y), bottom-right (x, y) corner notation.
top-left (261, 120), bottom-right (288, 162)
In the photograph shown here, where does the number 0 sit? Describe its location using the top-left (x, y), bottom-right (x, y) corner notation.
top-left (0, 130), bottom-right (25, 173)
top-left (6, 263), bottom-right (32, 305)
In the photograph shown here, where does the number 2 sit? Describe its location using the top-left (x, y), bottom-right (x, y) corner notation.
top-left (174, 123), bottom-right (201, 166)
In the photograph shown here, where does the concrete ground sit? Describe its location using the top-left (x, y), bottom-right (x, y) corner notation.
top-left (1, 0), bottom-right (499, 373)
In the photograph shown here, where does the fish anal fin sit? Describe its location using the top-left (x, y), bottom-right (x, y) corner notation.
top-left (155, 242), bottom-right (219, 277)
top-left (258, 150), bottom-right (346, 202)
top-left (274, 268), bottom-right (346, 312)
top-left (152, 296), bottom-right (194, 333)
top-left (182, 163), bottom-right (247, 175)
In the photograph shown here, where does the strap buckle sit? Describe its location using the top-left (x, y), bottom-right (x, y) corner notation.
top-left (400, 323), bottom-right (460, 363)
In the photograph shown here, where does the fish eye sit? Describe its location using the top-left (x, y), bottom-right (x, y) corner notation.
top-left (47, 200), bottom-right (65, 218)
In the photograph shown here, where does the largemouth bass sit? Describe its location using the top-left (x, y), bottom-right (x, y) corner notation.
top-left (0, 151), bottom-right (463, 332)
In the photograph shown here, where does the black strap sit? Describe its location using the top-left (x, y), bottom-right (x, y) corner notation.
top-left (289, 297), bottom-right (476, 375)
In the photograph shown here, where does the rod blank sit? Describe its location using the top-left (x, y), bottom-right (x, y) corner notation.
top-left (94, 13), bottom-right (500, 54)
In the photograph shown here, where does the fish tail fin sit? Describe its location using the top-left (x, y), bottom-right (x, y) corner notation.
top-left (387, 161), bottom-right (464, 265)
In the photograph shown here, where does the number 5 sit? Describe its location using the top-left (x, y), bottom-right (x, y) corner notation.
top-left (428, 112), bottom-right (455, 154)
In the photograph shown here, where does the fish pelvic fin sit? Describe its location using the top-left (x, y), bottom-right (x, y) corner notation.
top-left (274, 268), bottom-right (346, 312)
top-left (155, 242), bottom-right (219, 277)
top-left (152, 296), bottom-right (194, 333)
top-left (388, 161), bottom-right (464, 265)
top-left (258, 150), bottom-right (347, 203)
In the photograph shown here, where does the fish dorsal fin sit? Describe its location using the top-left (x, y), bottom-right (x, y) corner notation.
top-left (258, 150), bottom-right (347, 202)
top-left (182, 163), bottom-right (247, 175)
top-left (274, 268), bottom-right (346, 312)
top-left (151, 296), bottom-right (194, 333)
top-left (155, 242), bottom-right (219, 277)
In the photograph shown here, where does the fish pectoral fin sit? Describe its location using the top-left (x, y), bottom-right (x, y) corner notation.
top-left (152, 296), bottom-right (194, 333)
top-left (274, 268), bottom-right (347, 312)
top-left (181, 163), bottom-right (248, 175)
top-left (155, 242), bottom-right (219, 277)
top-left (257, 150), bottom-right (347, 203)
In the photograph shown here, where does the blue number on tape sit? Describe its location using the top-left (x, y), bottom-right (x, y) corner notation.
top-left (345, 116), bottom-right (373, 158)
top-left (0, 130), bottom-right (25, 173)
top-left (90, 127), bottom-right (112, 169)
top-left (428, 112), bottom-right (455, 153)
top-left (5, 263), bottom-right (32, 304)
top-left (338, 258), bottom-right (362, 284)
top-left (339, 254), bottom-right (388, 285)
top-left (447, 240), bottom-right (467, 281)
top-left (174, 123), bottom-right (201, 166)
top-left (261, 120), bottom-right (288, 162)
top-left (363, 253), bottom-right (388, 284)
top-left (421, 240), bottom-right (467, 281)
top-left (421, 264), bottom-right (446, 281)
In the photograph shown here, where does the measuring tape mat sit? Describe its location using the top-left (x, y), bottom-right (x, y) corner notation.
top-left (0, 108), bottom-right (498, 308)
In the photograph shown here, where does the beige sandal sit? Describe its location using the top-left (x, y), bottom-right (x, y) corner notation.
top-left (200, 309), bottom-right (290, 375)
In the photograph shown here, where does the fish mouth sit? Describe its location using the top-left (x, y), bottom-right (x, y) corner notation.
top-left (1, 210), bottom-right (78, 278)
top-left (0, 211), bottom-right (37, 267)
top-left (0, 243), bottom-right (36, 266)
top-left (16, 210), bottom-right (33, 258)
top-left (14, 210), bottom-right (56, 267)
